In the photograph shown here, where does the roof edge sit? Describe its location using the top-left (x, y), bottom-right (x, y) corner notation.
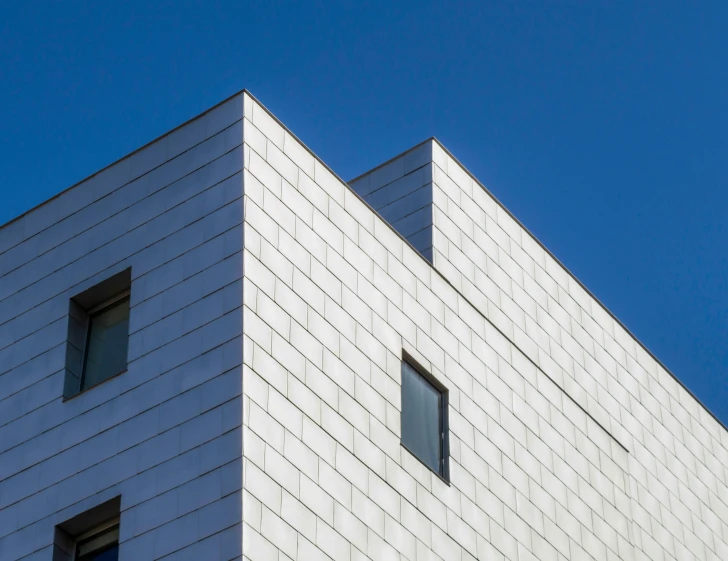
top-left (0, 88), bottom-right (249, 233)
top-left (247, 91), bottom-right (728, 436)
top-left (5, 88), bottom-right (724, 436)
top-left (346, 137), bottom-right (435, 185)
top-left (428, 136), bottom-right (726, 436)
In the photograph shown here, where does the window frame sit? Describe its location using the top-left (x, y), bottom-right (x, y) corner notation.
top-left (400, 352), bottom-right (450, 483)
top-left (78, 289), bottom-right (131, 394)
top-left (74, 517), bottom-right (120, 561)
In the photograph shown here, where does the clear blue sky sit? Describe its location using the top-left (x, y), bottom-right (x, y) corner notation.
top-left (1, 2), bottom-right (727, 423)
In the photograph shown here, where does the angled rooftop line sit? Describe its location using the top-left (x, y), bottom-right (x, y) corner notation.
top-left (2, 88), bottom-right (722, 435)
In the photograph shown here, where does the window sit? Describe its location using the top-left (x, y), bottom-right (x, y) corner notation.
top-left (54, 497), bottom-right (121, 561)
top-left (401, 358), bottom-right (449, 479)
top-left (74, 520), bottom-right (119, 561)
top-left (80, 294), bottom-right (130, 391)
top-left (64, 268), bottom-right (132, 399)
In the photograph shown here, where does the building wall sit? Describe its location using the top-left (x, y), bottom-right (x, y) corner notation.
top-left (2, 87), bottom-right (726, 561)
top-left (428, 141), bottom-right (728, 561)
top-left (348, 142), bottom-right (434, 262)
top-left (242, 92), bottom-right (728, 561)
top-left (0, 95), bottom-right (244, 560)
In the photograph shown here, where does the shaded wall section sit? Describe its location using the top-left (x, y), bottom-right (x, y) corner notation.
top-left (0, 94), bottom-right (244, 561)
top-left (348, 140), bottom-right (434, 262)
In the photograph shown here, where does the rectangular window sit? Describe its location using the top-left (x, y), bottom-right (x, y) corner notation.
top-left (54, 497), bottom-right (121, 561)
top-left (64, 268), bottom-right (132, 399)
top-left (401, 358), bottom-right (449, 479)
top-left (80, 294), bottom-right (130, 391)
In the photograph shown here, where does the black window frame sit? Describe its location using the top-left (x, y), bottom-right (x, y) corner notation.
top-left (74, 518), bottom-right (120, 561)
top-left (78, 290), bottom-right (131, 393)
top-left (63, 268), bottom-right (132, 401)
top-left (400, 352), bottom-right (450, 482)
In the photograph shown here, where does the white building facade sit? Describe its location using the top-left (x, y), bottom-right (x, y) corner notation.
top-left (0, 91), bottom-right (726, 561)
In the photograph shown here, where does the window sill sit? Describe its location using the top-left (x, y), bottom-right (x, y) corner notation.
top-left (401, 442), bottom-right (450, 486)
top-left (62, 369), bottom-right (127, 402)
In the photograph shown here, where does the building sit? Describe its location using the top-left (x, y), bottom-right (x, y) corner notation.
top-left (0, 90), bottom-right (726, 561)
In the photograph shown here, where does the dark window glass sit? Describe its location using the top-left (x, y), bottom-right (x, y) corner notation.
top-left (401, 361), bottom-right (446, 475)
top-left (77, 544), bottom-right (118, 561)
top-left (76, 524), bottom-right (119, 561)
top-left (81, 297), bottom-right (130, 391)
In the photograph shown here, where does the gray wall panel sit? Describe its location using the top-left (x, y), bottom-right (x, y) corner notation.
top-left (0, 95), bottom-right (244, 561)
